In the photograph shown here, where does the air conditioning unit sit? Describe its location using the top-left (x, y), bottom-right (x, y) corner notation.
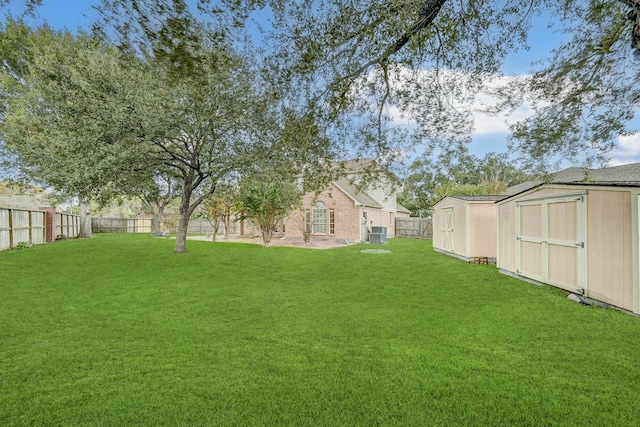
top-left (369, 233), bottom-right (384, 244)
top-left (369, 226), bottom-right (387, 244)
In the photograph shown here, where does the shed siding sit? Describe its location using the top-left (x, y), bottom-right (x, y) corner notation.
top-left (587, 190), bottom-right (633, 311)
top-left (499, 185), bottom-right (637, 313)
top-left (497, 201), bottom-right (516, 271)
top-left (432, 206), bottom-right (442, 249)
top-left (468, 203), bottom-right (498, 258)
top-left (432, 197), bottom-right (468, 255)
top-left (452, 198), bottom-right (467, 256)
top-left (434, 197), bottom-right (498, 259)
top-left (499, 186), bottom-right (577, 273)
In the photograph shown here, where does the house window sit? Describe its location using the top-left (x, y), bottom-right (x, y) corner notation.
top-left (329, 209), bottom-right (335, 234)
top-left (312, 201), bottom-right (326, 234)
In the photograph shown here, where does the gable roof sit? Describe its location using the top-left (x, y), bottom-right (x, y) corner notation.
top-left (396, 202), bottom-right (411, 214)
top-left (449, 195), bottom-right (507, 202)
top-left (501, 162), bottom-right (640, 199)
top-left (555, 162), bottom-right (640, 186)
top-left (333, 177), bottom-right (382, 208)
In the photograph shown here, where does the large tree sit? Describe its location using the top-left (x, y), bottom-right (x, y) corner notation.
top-left (4, 1), bottom-right (640, 167)
top-left (255, 0), bottom-right (640, 166)
top-left (0, 15), bottom-right (259, 252)
top-left (400, 151), bottom-right (532, 214)
top-left (0, 22), bottom-right (153, 237)
top-left (501, 0), bottom-right (640, 168)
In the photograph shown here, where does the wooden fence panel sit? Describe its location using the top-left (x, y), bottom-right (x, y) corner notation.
top-left (92, 217), bottom-right (154, 234)
top-left (395, 217), bottom-right (433, 239)
top-left (136, 219), bottom-right (153, 233)
top-left (11, 210), bottom-right (31, 244)
top-left (56, 213), bottom-right (80, 238)
top-left (31, 211), bottom-right (46, 244)
top-left (0, 207), bottom-right (49, 250)
top-left (187, 219), bottom-right (217, 234)
top-left (0, 208), bottom-right (10, 251)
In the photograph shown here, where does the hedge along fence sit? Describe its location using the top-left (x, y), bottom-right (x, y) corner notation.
top-left (395, 217), bottom-right (433, 239)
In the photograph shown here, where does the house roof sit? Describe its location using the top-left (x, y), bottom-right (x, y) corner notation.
top-left (396, 202), bottom-right (411, 214)
top-left (334, 177), bottom-right (382, 208)
top-left (339, 158), bottom-right (377, 173)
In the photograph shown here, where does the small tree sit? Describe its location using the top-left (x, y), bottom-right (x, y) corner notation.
top-left (236, 179), bottom-right (302, 246)
top-left (199, 185), bottom-right (236, 241)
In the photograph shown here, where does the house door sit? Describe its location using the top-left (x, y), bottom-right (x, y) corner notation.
top-left (441, 207), bottom-right (454, 252)
top-left (516, 192), bottom-right (586, 293)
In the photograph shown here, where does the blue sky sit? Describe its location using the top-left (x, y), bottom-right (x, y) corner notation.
top-left (4, 0), bottom-right (639, 167)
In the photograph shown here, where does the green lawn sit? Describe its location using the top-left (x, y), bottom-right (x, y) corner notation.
top-left (2, 235), bottom-right (640, 426)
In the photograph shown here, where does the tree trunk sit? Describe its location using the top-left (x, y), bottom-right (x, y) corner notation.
top-left (78, 202), bottom-right (93, 238)
top-left (211, 218), bottom-right (220, 242)
top-left (261, 222), bottom-right (274, 246)
top-left (153, 212), bottom-right (162, 234)
top-left (153, 204), bottom-right (166, 234)
top-left (174, 192), bottom-right (194, 253)
top-left (174, 212), bottom-right (190, 253)
top-left (224, 213), bottom-right (231, 239)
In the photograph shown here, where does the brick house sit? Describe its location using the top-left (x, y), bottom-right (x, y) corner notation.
top-left (282, 160), bottom-right (411, 242)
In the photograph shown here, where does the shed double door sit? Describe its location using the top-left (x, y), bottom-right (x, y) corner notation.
top-left (516, 192), bottom-right (586, 292)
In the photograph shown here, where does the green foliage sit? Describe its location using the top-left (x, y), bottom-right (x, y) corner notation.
top-left (0, 21), bottom-right (154, 203)
top-left (2, 235), bottom-right (640, 425)
top-left (0, 12), bottom-right (261, 253)
top-left (237, 178), bottom-right (302, 245)
top-left (12, 241), bottom-right (32, 249)
top-left (197, 183), bottom-right (237, 240)
top-left (502, 0), bottom-right (640, 167)
top-left (400, 151), bottom-right (531, 214)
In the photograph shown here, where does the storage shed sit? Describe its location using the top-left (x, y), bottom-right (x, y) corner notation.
top-left (497, 163), bottom-right (640, 314)
top-left (432, 195), bottom-right (504, 262)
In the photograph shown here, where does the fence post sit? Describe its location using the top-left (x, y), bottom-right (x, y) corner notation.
top-left (8, 209), bottom-right (13, 248)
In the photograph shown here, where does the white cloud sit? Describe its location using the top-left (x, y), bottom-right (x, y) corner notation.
top-left (607, 133), bottom-right (640, 166)
top-left (381, 68), bottom-right (640, 166)
top-left (383, 72), bottom-right (535, 136)
top-left (469, 75), bottom-right (536, 135)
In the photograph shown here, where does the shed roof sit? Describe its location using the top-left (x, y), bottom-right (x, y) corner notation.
top-left (448, 195), bottom-right (506, 202)
top-left (555, 162), bottom-right (640, 186)
top-left (500, 162), bottom-right (640, 199)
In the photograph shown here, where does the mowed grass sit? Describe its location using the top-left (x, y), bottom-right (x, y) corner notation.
top-left (2, 235), bottom-right (640, 426)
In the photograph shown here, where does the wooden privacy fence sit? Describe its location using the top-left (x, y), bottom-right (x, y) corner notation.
top-left (56, 213), bottom-right (80, 238)
top-left (91, 217), bottom-right (242, 235)
top-left (0, 208), bottom-right (45, 251)
top-left (395, 217), bottom-right (433, 239)
top-left (0, 207), bottom-right (80, 251)
top-left (92, 217), bottom-right (154, 234)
